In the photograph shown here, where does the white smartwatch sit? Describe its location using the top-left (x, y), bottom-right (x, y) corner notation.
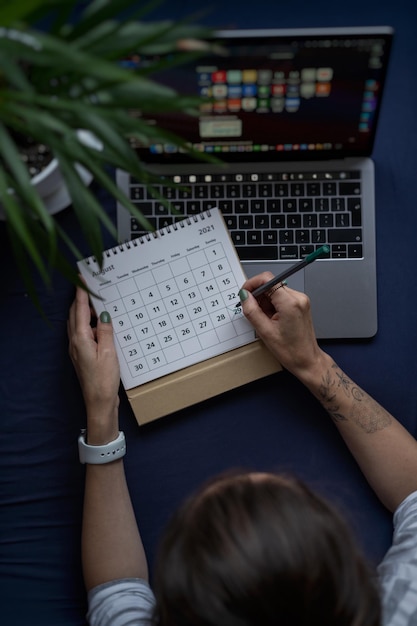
top-left (78, 430), bottom-right (126, 464)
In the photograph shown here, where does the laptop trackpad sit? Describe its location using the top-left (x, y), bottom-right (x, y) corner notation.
top-left (242, 263), bottom-right (305, 293)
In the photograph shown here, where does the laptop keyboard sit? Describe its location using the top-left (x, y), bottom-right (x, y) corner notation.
top-left (124, 170), bottom-right (362, 261)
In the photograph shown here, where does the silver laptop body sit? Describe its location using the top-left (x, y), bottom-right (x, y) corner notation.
top-left (116, 26), bottom-right (393, 339)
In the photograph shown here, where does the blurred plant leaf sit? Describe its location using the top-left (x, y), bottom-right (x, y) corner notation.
top-left (0, 0), bottom-right (216, 316)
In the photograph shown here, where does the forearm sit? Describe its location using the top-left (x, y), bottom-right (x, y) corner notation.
top-left (82, 460), bottom-right (148, 591)
top-left (82, 420), bottom-right (148, 591)
top-left (297, 351), bottom-right (417, 512)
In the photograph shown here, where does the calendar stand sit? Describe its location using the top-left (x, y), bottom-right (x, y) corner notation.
top-left (127, 339), bottom-right (281, 425)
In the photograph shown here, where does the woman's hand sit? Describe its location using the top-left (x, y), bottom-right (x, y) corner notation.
top-left (68, 285), bottom-right (120, 441)
top-left (239, 273), bottom-right (329, 382)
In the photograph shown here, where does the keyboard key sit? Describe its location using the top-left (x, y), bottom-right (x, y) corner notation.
top-left (287, 215), bottom-right (301, 228)
top-left (259, 183), bottom-right (273, 197)
top-left (232, 231), bottom-right (245, 245)
top-left (243, 184), bottom-right (257, 196)
top-left (299, 198), bottom-right (313, 212)
top-left (236, 246), bottom-right (278, 260)
top-left (247, 231), bottom-right (262, 244)
top-left (319, 214), bottom-right (333, 227)
top-left (218, 200), bottom-right (233, 214)
top-left (306, 182), bottom-right (321, 196)
top-left (348, 244), bottom-right (363, 258)
top-left (323, 182), bottom-right (337, 195)
top-left (328, 228), bottom-right (362, 243)
top-left (171, 202), bottom-right (185, 214)
top-left (332, 244), bottom-right (347, 258)
top-left (187, 201), bottom-right (201, 214)
top-left (235, 200), bottom-right (249, 213)
top-left (315, 198), bottom-right (329, 211)
top-left (335, 213), bottom-right (350, 227)
top-left (267, 199), bottom-right (281, 213)
top-left (224, 216), bottom-right (237, 229)
top-left (303, 214), bottom-right (317, 228)
top-left (279, 230), bottom-right (294, 244)
top-left (339, 182), bottom-right (361, 195)
top-left (227, 184), bottom-right (241, 198)
top-left (275, 183), bottom-right (289, 196)
top-left (263, 231), bottom-right (278, 244)
top-left (300, 245), bottom-right (314, 257)
top-left (158, 217), bottom-right (174, 229)
top-left (283, 199), bottom-right (297, 212)
top-left (130, 186), bottom-right (145, 201)
top-left (211, 185), bottom-right (224, 199)
top-left (348, 198), bottom-right (362, 226)
top-left (312, 230), bottom-right (326, 243)
top-left (331, 197), bottom-right (345, 211)
top-left (296, 230), bottom-right (310, 244)
top-left (239, 216), bottom-right (253, 229)
top-left (135, 202), bottom-right (153, 215)
top-left (155, 204), bottom-right (169, 216)
top-left (255, 215), bottom-right (270, 229)
top-left (271, 215), bottom-right (285, 228)
top-left (203, 200), bottom-right (217, 211)
top-left (279, 246), bottom-right (298, 260)
top-left (251, 199), bottom-right (265, 213)
top-left (291, 182), bottom-right (305, 196)
top-left (163, 186), bottom-right (177, 200)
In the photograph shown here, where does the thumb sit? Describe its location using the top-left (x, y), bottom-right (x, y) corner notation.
top-left (96, 310), bottom-right (116, 349)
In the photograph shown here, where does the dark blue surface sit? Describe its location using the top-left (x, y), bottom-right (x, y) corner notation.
top-left (1, 1), bottom-right (417, 624)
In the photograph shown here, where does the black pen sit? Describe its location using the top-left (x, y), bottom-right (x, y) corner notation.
top-left (234, 245), bottom-right (330, 308)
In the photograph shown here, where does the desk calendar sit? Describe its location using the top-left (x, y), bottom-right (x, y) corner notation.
top-left (78, 208), bottom-right (258, 391)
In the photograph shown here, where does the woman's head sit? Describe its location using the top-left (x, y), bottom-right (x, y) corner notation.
top-left (153, 471), bottom-right (380, 626)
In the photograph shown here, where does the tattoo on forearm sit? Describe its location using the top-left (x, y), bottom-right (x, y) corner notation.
top-left (318, 363), bottom-right (391, 433)
top-left (319, 369), bottom-right (347, 423)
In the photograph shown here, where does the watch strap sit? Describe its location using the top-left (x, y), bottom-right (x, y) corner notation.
top-left (78, 430), bottom-right (126, 464)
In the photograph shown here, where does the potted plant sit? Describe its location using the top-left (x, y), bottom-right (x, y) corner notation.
top-left (0, 0), bottom-right (212, 310)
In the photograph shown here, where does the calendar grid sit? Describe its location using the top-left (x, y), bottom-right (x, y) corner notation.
top-left (99, 241), bottom-right (253, 384)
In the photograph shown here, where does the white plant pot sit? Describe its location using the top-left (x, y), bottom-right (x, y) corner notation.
top-left (0, 130), bottom-right (101, 220)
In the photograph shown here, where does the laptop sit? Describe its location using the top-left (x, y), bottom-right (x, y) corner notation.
top-left (116, 26), bottom-right (393, 339)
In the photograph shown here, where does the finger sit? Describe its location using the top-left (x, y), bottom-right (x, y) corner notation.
top-left (74, 286), bottom-right (94, 332)
top-left (270, 284), bottom-right (311, 312)
top-left (239, 289), bottom-right (275, 338)
top-left (68, 286), bottom-right (94, 351)
top-left (96, 311), bottom-right (117, 355)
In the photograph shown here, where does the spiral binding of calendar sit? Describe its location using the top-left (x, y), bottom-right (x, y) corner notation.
top-left (85, 209), bottom-right (212, 265)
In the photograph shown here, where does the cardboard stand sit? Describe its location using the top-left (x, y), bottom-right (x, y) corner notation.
top-left (127, 339), bottom-right (282, 425)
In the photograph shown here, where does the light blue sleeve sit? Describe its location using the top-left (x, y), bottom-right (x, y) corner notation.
top-left (87, 578), bottom-right (155, 626)
top-left (377, 490), bottom-right (417, 626)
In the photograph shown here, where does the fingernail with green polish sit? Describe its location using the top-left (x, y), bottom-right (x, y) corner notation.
top-left (100, 311), bottom-right (111, 323)
top-left (239, 289), bottom-right (249, 302)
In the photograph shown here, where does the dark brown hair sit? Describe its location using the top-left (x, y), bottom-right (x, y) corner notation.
top-left (152, 471), bottom-right (381, 626)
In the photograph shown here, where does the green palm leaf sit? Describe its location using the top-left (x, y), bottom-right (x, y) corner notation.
top-left (0, 0), bottom-right (215, 316)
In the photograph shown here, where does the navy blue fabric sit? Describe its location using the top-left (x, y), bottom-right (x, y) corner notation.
top-left (1, 1), bottom-right (417, 624)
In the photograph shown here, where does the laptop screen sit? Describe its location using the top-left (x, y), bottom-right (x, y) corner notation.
top-left (126, 27), bottom-right (393, 164)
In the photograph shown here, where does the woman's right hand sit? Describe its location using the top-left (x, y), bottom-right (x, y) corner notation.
top-left (239, 274), bottom-right (330, 382)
